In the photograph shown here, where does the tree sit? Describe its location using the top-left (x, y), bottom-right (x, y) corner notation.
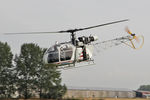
top-left (39, 65), bottom-right (67, 99)
top-left (0, 41), bottom-right (14, 98)
top-left (14, 43), bottom-right (44, 98)
top-left (138, 85), bottom-right (150, 91)
top-left (14, 43), bottom-right (66, 99)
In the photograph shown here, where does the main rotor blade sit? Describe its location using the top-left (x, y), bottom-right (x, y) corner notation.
top-left (76, 19), bottom-right (129, 31)
top-left (4, 30), bottom-right (68, 35)
top-left (4, 19), bottom-right (129, 35)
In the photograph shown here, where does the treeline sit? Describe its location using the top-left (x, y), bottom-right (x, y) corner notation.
top-left (0, 41), bottom-right (66, 99)
top-left (138, 85), bottom-right (150, 91)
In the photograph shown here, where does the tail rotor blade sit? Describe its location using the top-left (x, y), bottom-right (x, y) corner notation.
top-left (133, 36), bottom-right (140, 43)
top-left (125, 27), bottom-right (132, 35)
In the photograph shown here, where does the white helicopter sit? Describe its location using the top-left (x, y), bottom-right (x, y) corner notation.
top-left (5, 19), bottom-right (144, 69)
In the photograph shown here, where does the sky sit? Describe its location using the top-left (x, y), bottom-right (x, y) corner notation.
top-left (0, 0), bottom-right (150, 90)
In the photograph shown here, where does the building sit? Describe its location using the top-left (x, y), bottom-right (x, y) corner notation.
top-left (135, 91), bottom-right (150, 98)
top-left (64, 87), bottom-right (136, 99)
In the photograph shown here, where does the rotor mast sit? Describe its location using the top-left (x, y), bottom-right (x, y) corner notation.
top-left (65, 29), bottom-right (78, 45)
top-left (71, 32), bottom-right (76, 45)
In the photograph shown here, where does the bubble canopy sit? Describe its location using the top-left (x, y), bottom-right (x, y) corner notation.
top-left (44, 43), bottom-right (74, 63)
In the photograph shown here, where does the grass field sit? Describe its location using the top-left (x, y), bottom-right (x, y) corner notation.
top-left (0, 98), bottom-right (150, 100)
top-left (81, 98), bottom-right (150, 100)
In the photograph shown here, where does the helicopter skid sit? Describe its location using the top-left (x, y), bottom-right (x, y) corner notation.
top-left (57, 59), bottom-right (95, 70)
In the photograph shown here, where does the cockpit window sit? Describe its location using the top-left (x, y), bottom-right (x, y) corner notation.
top-left (60, 45), bottom-right (73, 61)
top-left (47, 45), bottom-right (59, 63)
top-left (47, 44), bottom-right (73, 63)
top-left (47, 45), bottom-right (58, 53)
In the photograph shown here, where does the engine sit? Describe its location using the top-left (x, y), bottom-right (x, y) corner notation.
top-left (78, 36), bottom-right (98, 44)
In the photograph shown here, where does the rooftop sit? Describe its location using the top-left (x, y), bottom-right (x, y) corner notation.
top-left (67, 86), bottom-right (133, 92)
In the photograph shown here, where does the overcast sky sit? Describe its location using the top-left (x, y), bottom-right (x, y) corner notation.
top-left (0, 0), bottom-right (150, 90)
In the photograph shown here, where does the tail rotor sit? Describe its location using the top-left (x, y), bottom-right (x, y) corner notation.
top-left (125, 27), bottom-right (139, 42)
top-left (125, 27), bottom-right (144, 49)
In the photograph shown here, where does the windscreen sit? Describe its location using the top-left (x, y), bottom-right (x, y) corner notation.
top-left (47, 45), bottom-right (59, 63)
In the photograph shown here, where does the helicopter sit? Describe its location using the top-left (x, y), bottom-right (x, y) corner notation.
top-left (5, 19), bottom-right (144, 69)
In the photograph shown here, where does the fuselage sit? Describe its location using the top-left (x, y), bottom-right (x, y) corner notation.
top-left (43, 41), bottom-right (93, 66)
